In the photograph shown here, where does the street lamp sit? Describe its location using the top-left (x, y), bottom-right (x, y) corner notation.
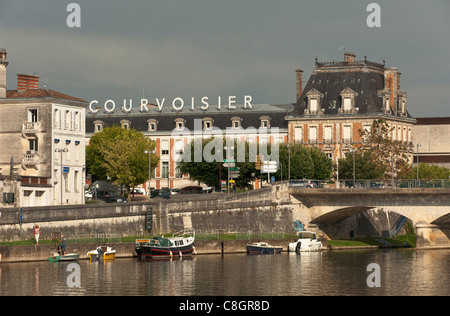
top-left (349, 148), bottom-right (356, 188)
top-left (144, 150), bottom-right (156, 197)
top-left (224, 145), bottom-right (234, 194)
top-left (287, 143), bottom-right (291, 185)
top-left (55, 148), bottom-right (68, 205)
top-left (416, 143), bottom-right (422, 188)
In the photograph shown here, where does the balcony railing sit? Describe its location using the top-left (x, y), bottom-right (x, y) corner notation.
top-left (22, 152), bottom-right (39, 166)
top-left (22, 122), bottom-right (41, 134)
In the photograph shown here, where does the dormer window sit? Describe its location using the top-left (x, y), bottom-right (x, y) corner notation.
top-left (339, 87), bottom-right (358, 114)
top-left (259, 116), bottom-right (271, 128)
top-left (120, 119), bottom-right (131, 130)
top-left (203, 117), bottom-right (213, 130)
top-left (147, 119), bottom-right (158, 132)
top-left (93, 120), bottom-right (104, 133)
top-left (305, 88), bottom-right (324, 115)
top-left (231, 116), bottom-right (242, 129)
top-left (174, 118), bottom-right (185, 130)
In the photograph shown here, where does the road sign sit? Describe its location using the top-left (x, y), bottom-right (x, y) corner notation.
top-left (223, 162), bottom-right (235, 168)
top-left (229, 167), bottom-right (239, 171)
top-left (224, 159), bottom-right (235, 163)
top-left (263, 161), bottom-right (278, 165)
top-left (255, 155), bottom-right (264, 170)
top-left (261, 167), bottom-right (277, 173)
top-left (63, 167), bottom-right (70, 174)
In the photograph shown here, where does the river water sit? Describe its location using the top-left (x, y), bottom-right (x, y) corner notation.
top-left (0, 249), bottom-right (448, 296)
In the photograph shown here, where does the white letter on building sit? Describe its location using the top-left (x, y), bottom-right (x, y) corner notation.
top-left (89, 100), bottom-right (99, 113)
top-left (244, 95), bottom-right (253, 109)
top-left (104, 99), bottom-right (116, 113)
top-left (172, 97), bottom-right (184, 111)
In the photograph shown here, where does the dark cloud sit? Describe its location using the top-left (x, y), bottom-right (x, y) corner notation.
top-left (0, 0), bottom-right (449, 117)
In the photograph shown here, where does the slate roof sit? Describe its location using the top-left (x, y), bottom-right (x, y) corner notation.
top-left (289, 58), bottom-right (413, 119)
top-left (86, 103), bottom-right (294, 134)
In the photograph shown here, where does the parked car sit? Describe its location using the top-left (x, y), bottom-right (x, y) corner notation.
top-left (130, 188), bottom-right (145, 195)
top-left (96, 190), bottom-right (128, 203)
top-left (290, 179), bottom-right (317, 188)
top-left (150, 189), bottom-right (171, 199)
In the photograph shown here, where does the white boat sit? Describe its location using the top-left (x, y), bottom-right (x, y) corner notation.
top-left (288, 231), bottom-right (322, 252)
top-left (87, 246), bottom-right (116, 260)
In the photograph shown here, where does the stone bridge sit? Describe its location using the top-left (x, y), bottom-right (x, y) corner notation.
top-left (289, 187), bottom-right (450, 248)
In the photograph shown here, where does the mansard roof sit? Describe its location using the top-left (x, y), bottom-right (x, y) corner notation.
top-left (289, 54), bottom-right (413, 119)
top-left (6, 89), bottom-right (86, 103)
top-left (86, 103), bottom-right (294, 134)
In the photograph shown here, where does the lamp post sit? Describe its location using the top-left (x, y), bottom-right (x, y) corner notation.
top-left (287, 143), bottom-right (291, 185)
top-left (416, 143), bottom-right (422, 188)
top-left (144, 150), bottom-right (155, 198)
top-left (349, 148), bottom-right (356, 188)
top-left (224, 145), bottom-right (234, 194)
top-left (55, 148), bottom-right (68, 205)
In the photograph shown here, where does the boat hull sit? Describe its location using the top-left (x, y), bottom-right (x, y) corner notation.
top-left (139, 243), bottom-right (194, 259)
top-left (48, 253), bottom-right (80, 262)
top-left (246, 244), bottom-right (282, 254)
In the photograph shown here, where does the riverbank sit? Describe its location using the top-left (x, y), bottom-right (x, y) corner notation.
top-left (0, 238), bottom-right (425, 263)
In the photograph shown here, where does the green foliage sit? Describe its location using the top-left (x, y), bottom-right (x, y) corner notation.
top-left (413, 163), bottom-right (450, 179)
top-left (86, 125), bottom-right (159, 197)
top-left (358, 119), bottom-right (413, 179)
top-left (337, 150), bottom-right (385, 180)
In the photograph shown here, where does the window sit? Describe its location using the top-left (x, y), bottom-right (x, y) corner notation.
top-left (343, 125), bottom-right (352, 143)
top-left (120, 120), bottom-right (130, 130)
top-left (305, 88), bottom-right (324, 114)
top-left (162, 162), bottom-right (169, 178)
top-left (324, 126), bottom-right (332, 143)
top-left (94, 120), bottom-right (104, 133)
top-left (231, 117), bottom-right (242, 129)
top-left (339, 87), bottom-right (358, 114)
top-left (74, 112), bottom-right (80, 131)
top-left (309, 126), bottom-right (317, 144)
top-left (203, 117), bottom-right (213, 130)
top-left (28, 109), bottom-right (38, 122)
top-left (54, 109), bottom-right (60, 129)
top-left (294, 126), bottom-right (303, 143)
top-left (74, 171), bottom-right (79, 192)
top-left (259, 116), bottom-right (271, 128)
top-left (161, 140), bottom-right (169, 155)
top-left (148, 119), bottom-right (158, 132)
top-left (65, 110), bottom-right (70, 130)
top-left (29, 139), bottom-right (38, 152)
top-left (174, 118), bottom-right (185, 130)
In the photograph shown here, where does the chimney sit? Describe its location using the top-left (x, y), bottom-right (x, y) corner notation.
top-left (344, 52), bottom-right (356, 63)
top-left (17, 73), bottom-right (39, 92)
top-left (295, 68), bottom-right (303, 104)
top-left (0, 48), bottom-right (8, 98)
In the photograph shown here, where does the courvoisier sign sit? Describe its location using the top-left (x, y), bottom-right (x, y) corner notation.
top-left (89, 95), bottom-right (254, 113)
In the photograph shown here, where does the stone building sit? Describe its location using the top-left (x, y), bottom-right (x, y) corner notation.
top-left (286, 52), bottom-right (416, 163)
top-left (0, 48), bottom-right (87, 207)
top-left (86, 101), bottom-right (291, 191)
top-left (412, 117), bottom-right (450, 168)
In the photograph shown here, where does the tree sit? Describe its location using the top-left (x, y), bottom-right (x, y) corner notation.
top-left (337, 150), bottom-right (384, 180)
top-left (86, 125), bottom-right (159, 200)
top-left (177, 137), bottom-right (259, 190)
top-left (413, 163), bottom-right (450, 180)
top-left (358, 119), bottom-right (413, 179)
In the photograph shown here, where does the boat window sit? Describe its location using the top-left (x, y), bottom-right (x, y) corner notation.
top-left (179, 240), bottom-right (184, 245)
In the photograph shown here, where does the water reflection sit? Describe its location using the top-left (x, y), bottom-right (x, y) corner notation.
top-left (0, 250), bottom-right (448, 296)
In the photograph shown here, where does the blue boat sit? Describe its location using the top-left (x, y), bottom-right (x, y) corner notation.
top-left (246, 242), bottom-right (282, 254)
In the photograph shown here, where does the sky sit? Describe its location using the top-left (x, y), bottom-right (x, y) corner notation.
top-left (1, 0), bottom-right (450, 117)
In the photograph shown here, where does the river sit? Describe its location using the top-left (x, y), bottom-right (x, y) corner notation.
top-left (0, 249), bottom-right (448, 296)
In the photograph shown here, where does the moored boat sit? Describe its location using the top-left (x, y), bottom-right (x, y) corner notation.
top-left (246, 242), bottom-right (283, 254)
top-left (136, 229), bottom-right (195, 259)
top-left (87, 246), bottom-right (116, 260)
top-left (288, 231), bottom-right (322, 252)
top-left (48, 253), bottom-right (80, 262)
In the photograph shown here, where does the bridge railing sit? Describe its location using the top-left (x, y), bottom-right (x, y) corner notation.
top-left (288, 179), bottom-right (450, 189)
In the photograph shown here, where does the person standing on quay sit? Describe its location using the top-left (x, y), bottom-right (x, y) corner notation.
top-left (33, 224), bottom-right (40, 245)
